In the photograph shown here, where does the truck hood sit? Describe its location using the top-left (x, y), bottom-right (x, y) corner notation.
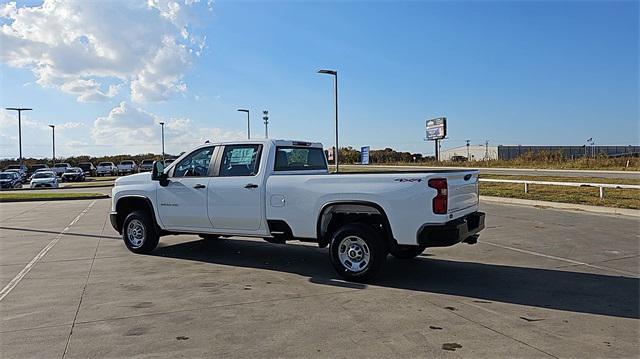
top-left (115, 172), bottom-right (151, 185)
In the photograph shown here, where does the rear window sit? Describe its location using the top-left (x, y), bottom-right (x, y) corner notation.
top-left (142, 160), bottom-right (154, 164)
top-left (120, 161), bottom-right (134, 165)
top-left (98, 162), bottom-right (112, 166)
top-left (274, 147), bottom-right (327, 171)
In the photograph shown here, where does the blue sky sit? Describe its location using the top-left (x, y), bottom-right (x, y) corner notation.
top-left (0, 0), bottom-right (638, 158)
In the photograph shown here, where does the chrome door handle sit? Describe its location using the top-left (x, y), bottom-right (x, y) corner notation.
top-left (244, 183), bottom-right (258, 189)
top-left (194, 184), bottom-right (206, 189)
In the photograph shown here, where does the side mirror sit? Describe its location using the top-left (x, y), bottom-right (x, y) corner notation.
top-left (151, 161), bottom-right (169, 186)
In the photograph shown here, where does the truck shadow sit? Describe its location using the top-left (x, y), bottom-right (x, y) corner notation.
top-left (153, 237), bottom-right (639, 320)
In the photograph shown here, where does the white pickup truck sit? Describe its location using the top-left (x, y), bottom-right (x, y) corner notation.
top-left (110, 139), bottom-right (485, 281)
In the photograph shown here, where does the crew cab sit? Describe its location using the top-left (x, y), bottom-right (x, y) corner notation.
top-left (110, 139), bottom-right (485, 281)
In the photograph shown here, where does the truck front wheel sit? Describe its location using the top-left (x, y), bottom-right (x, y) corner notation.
top-left (122, 210), bottom-right (159, 254)
top-left (390, 245), bottom-right (426, 260)
top-left (329, 223), bottom-right (386, 282)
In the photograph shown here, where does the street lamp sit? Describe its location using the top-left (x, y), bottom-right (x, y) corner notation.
top-left (263, 110), bottom-right (269, 139)
top-left (49, 125), bottom-right (55, 163)
top-left (5, 107), bottom-right (32, 167)
top-left (466, 139), bottom-right (470, 160)
top-left (317, 69), bottom-right (339, 172)
top-left (159, 122), bottom-right (165, 161)
top-left (237, 109), bottom-right (250, 139)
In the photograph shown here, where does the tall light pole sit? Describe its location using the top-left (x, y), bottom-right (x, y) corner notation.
top-left (262, 110), bottom-right (269, 139)
top-left (466, 139), bottom-right (470, 160)
top-left (159, 122), bottom-right (165, 161)
top-left (5, 107), bottom-right (32, 167)
top-left (49, 125), bottom-right (55, 163)
top-left (318, 69), bottom-right (339, 172)
top-left (238, 109), bottom-right (250, 139)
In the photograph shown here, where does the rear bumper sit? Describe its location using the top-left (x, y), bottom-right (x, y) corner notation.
top-left (417, 211), bottom-right (485, 248)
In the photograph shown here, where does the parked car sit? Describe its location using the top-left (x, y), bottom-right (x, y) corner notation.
top-left (30, 171), bottom-right (59, 188)
top-left (139, 159), bottom-right (155, 172)
top-left (78, 162), bottom-right (97, 177)
top-left (117, 160), bottom-right (137, 175)
top-left (4, 164), bottom-right (28, 183)
top-left (61, 167), bottom-right (85, 182)
top-left (96, 162), bottom-right (118, 176)
top-left (52, 163), bottom-right (72, 177)
top-left (110, 139), bottom-right (485, 282)
top-left (28, 167), bottom-right (52, 181)
top-left (0, 171), bottom-right (23, 189)
top-left (29, 163), bottom-right (50, 175)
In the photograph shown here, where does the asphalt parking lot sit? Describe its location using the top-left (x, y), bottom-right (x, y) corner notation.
top-left (0, 199), bottom-right (638, 358)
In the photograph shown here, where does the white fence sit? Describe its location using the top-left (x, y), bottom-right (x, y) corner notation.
top-left (479, 178), bottom-right (640, 199)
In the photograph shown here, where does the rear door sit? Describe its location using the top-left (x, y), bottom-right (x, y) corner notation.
top-left (446, 171), bottom-right (480, 213)
top-left (156, 146), bottom-right (216, 230)
top-left (208, 144), bottom-right (263, 231)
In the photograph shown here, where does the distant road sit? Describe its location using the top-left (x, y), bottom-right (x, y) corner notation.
top-left (345, 165), bottom-right (640, 179)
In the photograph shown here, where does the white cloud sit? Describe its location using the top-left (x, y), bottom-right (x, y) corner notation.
top-left (91, 102), bottom-right (244, 154)
top-left (0, 0), bottom-right (211, 103)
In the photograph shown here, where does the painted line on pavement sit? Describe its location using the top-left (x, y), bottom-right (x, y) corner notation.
top-left (480, 240), bottom-right (638, 277)
top-left (0, 200), bottom-right (97, 302)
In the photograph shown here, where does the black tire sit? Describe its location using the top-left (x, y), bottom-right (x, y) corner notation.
top-left (390, 245), bottom-right (426, 260)
top-left (122, 210), bottom-right (159, 254)
top-left (329, 223), bottom-right (387, 282)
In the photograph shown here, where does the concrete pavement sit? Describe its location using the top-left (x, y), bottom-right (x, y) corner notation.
top-left (0, 199), bottom-right (638, 358)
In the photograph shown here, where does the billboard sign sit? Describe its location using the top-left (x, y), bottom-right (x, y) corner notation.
top-left (426, 117), bottom-right (447, 140)
top-left (361, 146), bottom-right (370, 165)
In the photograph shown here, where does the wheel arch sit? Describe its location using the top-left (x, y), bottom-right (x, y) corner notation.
top-left (114, 195), bottom-right (159, 234)
top-left (316, 200), bottom-right (396, 247)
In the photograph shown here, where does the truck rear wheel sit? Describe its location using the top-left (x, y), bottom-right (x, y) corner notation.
top-left (122, 210), bottom-right (159, 254)
top-left (390, 245), bottom-right (426, 259)
top-left (329, 223), bottom-right (386, 282)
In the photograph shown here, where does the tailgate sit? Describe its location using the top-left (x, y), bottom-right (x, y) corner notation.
top-left (446, 170), bottom-right (479, 213)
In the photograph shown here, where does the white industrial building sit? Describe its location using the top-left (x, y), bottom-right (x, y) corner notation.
top-left (440, 145), bottom-right (498, 161)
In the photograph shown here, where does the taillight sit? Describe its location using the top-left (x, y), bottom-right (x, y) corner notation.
top-left (428, 178), bottom-right (448, 214)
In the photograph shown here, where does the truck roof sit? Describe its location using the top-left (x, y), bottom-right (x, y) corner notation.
top-left (191, 139), bottom-right (323, 149)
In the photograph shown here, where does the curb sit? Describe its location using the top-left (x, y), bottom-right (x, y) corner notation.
top-left (480, 195), bottom-right (640, 217)
top-left (0, 195), bottom-right (110, 203)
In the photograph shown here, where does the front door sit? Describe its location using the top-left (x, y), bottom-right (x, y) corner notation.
top-left (208, 144), bottom-right (263, 231)
top-left (157, 146), bottom-right (215, 230)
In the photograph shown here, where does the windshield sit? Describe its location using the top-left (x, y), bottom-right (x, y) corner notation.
top-left (98, 162), bottom-right (111, 166)
top-left (54, 163), bottom-right (69, 168)
top-left (65, 168), bottom-right (80, 173)
top-left (33, 172), bottom-right (55, 179)
top-left (78, 163), bottom-right (92, 169)
top-left (121, 161), bottom-right (134, 165)
top-left (6, 165), bottom-right (20, 170)
top-left (32, 164), bottom-right (47, 170)
top-left (0, 173), bottom-right (13, 179)
top-left (142, 160), bottom-right (154, 164)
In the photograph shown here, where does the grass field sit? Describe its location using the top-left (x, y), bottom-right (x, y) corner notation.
top-left (480, 174), bottom-right (640, 185)
top-left (0, 192), bottom-right (108, 202)
top-left (334, 156), bottom-right (639, 171)
top-left (62, 181), bottom-right (115, 188)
